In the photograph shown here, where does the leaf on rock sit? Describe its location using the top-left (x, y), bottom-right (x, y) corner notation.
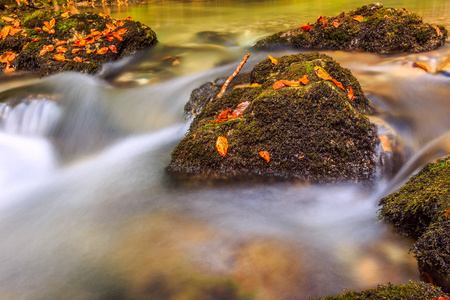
top-left (445, 208), bottom-right (450, 218)
top-left (314, 66), bottom-right (333, 81)
top-left (52, 54), bottom-right (66, 61)
top-left (1, 16), bottom-right (15, 22)
top-left (56, 46), bottom-right (68, 53)
top-left (61, 11), bottom-right (70, 18)
top-left (213, 108), bottom-right (232, 123)
top-left (230, 101), bottom-right (250, 118)
top-left (55, 40), bottom-right (67, 46)
top-left (273, 80), bottom-right (286, 90)
top-left (97, 47), bottom-right (109, 55)
top-left (347, 86), bottom-right (354, 100)
top-left (216, 136), bottom-right (228, 157)
top-left (333, 21), bottom-right (340, 28)
top-left (106, 23), bottom-right (117, 30)
top-left (432, 25), bottom-right (441, 37)
top-left (352, 15), bottom-right (364, 22)
top-left (331, 78), bottom-right (345, 90)
top-left (31, 37), bottom-right (40, 42)
top-left (299, 75), bottom-right (309, 85)
top-left (112, 32), bottom-right (123, 41)
top-left (73, 56), bottom-right (83, 62)
top-left (301, 23), bottom-right (313, 31)
top-left (1, 26), bottom-right (11, 39)
top-left (109, 45), bottom-right (118, 53)
top-left (268, 54), bottom-right (278, 65)
top-left (0, 51), bottom-right (17, 63)
top-left (259, 150), bottom-right (270, 163)
top-left (116, 28), bottom-right (127, 35)
top-left (116, 20), bottom-right (124, 27)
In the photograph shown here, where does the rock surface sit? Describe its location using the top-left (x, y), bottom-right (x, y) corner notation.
top-left (253, 3), bottom-right (447, 53)
top-left (379, 156), bottom-right (450, 292)
top-left (0, 5), bottom-right (157, 76)
top-left (168, 52), bottom-right (381, 183)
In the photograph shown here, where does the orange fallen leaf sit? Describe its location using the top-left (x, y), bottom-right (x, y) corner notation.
top-left (231, 101), bottom-right (250, 118)
top-left (74, 39), bottom-right (86, 47)
top-left (317, 15), bottom-right (326, 23)
top-left (273, 81), bottom-right (286, 90)
top-left (268, 54), bottom-right (278, 65)
top-left (412, 62), bottom-right (429, 72)
top-left (352, 15), bottom-right (364, 22)
top-left (299, 74), bottom-right (309, 85)
top-left (347, 86), bottom-right (354, 100)
top-left (0, 51), bottom-right (17, 63)
top-left (56, 46), bottom-right (68, 53)
top-left (259, 150), bottom-right (270, 163)
top-left (432, 25), bottom-right (441, 37)
top-left (71, 48), bottom-right (83, 54)
top-left (55, 40), bottom-right (67, 46)
top-left (124, 16), bottom-right (133, 21)
top-left (216, 136), bottom-right (228, 157)
top-left (52, 54), bottom-right (66, 61)
top-left (213, 108), bottom-right (232, 123)
top-left (333, 21), bottom-right (340, 28)
top-left (97, 47), bottom-right (109, 55)
top-left (40, 45), bottom-right (54, 56)
top-left (73, 56), bottom-right (83, 62)
top-left (112, 32), bottom-right (123, 41)
top-left (314, 66), bottom-right (333, 81)
top-left (445, 208), bottom-right (450, 218)
top-left (4, 64), bottom-right (15, 73)
top-left (1, 16), bottom-right (15, 22)
top-left (142, 25), bottom-right (148, 29)
top-left (34, 27), bottom-right (42, 32)
top-left (116, 28), bottom-right (127, 35)
top-left (106, 23), bottom-right (116, 30)
top-left (1, 26), bottom-right (11, 39)
top-left (22, 42), bottom-right (29, 50)
top-left (116, 20), bottom-right (124, 27)
top-left (31, 37), bottom-right (40, 42)
top-left (301, 23), bottom-right (313, 31)
top-left (331, 78), bottom-right (345, 90)
top-left (108, 44), bottom-right (117, 53)
top-left (61, 11), bottom-right (70, 18)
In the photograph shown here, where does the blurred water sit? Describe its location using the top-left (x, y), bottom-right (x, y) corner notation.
top-left (0, 1), bottom-right (449, 299)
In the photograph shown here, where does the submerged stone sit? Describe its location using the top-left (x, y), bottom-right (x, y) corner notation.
top-left (253, 3), bottom-right (447, 54)
top-left (379, 156), bottom-right (450, 292)
top-left (0, 6), bottom-right (157, 76)
top-left (168, 52), bottom-right (381, 183)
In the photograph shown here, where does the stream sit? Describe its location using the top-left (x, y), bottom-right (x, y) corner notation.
top-left (0, 0), bottom-right (449, 299)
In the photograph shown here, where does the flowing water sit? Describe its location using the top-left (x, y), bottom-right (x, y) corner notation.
top-left (0, 0), bottom-right (449, 299)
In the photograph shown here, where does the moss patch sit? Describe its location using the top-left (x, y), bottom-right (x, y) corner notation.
top-left (168, 52), bottom-right (380, 183)
top-left (317, 282), bottom-right (448, 300)
top-left (253, 3), bottom-right (447, 53)
top-left (0, 5), bottom-right (157, 76)
top-left (379, 156), bottom-right (450, 292)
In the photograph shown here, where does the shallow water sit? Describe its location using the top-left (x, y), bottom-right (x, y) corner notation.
top-left (0, 1), bottom-right (449, 299)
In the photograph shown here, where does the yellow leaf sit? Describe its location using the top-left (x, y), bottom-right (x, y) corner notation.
top-left (216, 136), bottom-right (228, 157)
top-left (314, 66), bottom-right (333, 81)
top-left (268, 54), bottom-right (278, 66)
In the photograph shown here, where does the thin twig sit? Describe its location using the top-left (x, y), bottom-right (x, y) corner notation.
top-left (217, 53), bottom-right (250, 98)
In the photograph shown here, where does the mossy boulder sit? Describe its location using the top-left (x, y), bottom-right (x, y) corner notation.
top-left (379, 157), bottom-right (450, 292)
top-left (317, 282), bottom-right (448, 300)
top-left (168, 52), bottom-right (380, 183)
top-left (0, 6), bottom-right (157, 76)
top-left (253, 3), bottom-right (447, 53)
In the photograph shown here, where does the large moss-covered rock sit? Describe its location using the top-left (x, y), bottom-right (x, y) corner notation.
top-left (253, 3), bottom-right (447, 53)
top-left (317, 282), bottom-right (448, 300)
top-left (379, 157), bottom-right (450, 292)
top-left (168, 52), bottom-right (380, 183)
top-left (0, 6), bottom-right (157, 76)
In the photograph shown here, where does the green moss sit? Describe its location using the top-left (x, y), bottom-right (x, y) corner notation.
top-left (415, 28), bottom-right (431, 45)
top-left (318, 282), bottom-right (447, 300)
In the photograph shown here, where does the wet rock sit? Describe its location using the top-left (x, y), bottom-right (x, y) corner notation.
top-left (0, 6), bottom-right (157, 76)
top-left (168, 52), bottom-right (381, 183)
top-left (253, 3), bottom-right (447, 54)
top-left (317, 282), bottom-right (448, 300)
top-left (379, 156), bottom-right (450, 292)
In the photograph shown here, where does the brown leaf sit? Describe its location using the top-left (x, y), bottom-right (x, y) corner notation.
top-left (259, 150), bottom-right (270, 163)
top-left (268, 54), bottom-right (278, 65)
top-left (216, 136), bottom-right (228, 157)
top-left (352, 15), bottom-right (364, 22)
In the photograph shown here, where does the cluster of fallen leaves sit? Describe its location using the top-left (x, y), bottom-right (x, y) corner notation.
top-left (314, 66), bottom-right (354, 100)
top-left (300, 14), bottom-right (365, 32)
top-left (1, 11), bottom-right (131, 73)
